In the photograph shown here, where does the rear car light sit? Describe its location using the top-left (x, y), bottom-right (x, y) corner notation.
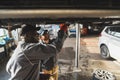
top-left (99, 33), bottom-right (102, 37)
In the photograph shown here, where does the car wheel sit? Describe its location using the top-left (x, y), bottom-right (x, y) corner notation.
top-left (100, 45), bottom-right (110, 59)
top-left (92, 69), bottom-right (116, 80)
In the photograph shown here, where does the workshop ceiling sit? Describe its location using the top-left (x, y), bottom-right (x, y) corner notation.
top-left (0, 0), bottom-right (119, 25)
top-left (0, 0), bottom-right (120, 9)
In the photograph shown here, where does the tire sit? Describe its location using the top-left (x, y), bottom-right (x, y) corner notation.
top-left (100, 45), bottom-right (110, 59)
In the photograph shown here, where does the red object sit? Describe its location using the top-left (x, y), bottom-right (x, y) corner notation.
top-left (60, 24), bottom-right (68, 32)
top-left (99, 33), bottom-right (102, 37)
top-left (80, 28), bottom-right (88, 35)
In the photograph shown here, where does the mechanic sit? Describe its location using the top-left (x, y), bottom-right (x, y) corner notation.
top-left (39, 29), bottom-right (59, 80)
top-left (6, 24), bottom-right (67, 80)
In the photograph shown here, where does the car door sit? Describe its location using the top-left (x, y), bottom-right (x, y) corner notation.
top-left (108, 27), bottom-right (120, 61)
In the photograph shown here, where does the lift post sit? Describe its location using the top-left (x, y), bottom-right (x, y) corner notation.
top-left (75, 23), bottom-right (81, 68)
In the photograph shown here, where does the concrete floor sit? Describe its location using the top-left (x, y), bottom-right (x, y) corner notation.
top-left (59, 35), bottom-right (120, 80)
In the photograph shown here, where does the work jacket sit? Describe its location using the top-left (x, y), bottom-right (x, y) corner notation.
top-left (6, 30), bottom-right (67, 80)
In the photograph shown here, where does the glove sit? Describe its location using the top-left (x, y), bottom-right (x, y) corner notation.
top-left (60, 24), bottom-right (68, 32)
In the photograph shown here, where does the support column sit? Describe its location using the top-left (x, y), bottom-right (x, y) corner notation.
top-left (75, 23), bottom-right (81, 68)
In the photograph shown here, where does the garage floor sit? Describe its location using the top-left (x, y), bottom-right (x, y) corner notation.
top-left (59, 35), bottom-right (120, 80)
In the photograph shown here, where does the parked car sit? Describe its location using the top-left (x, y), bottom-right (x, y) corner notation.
top-left (68, 29), bottom-right (76, 37)
top-left (68, 27), bottom-right (88, 37)
top-left (99, 25), bottom-right (120, 61)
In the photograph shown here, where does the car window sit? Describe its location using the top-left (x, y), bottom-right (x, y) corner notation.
top-left (108, 27), bottom-right (120, 38)
top-left (112, 27), bottom-right (120, 38)
top-left (105, 27), bottom-right (114, 35)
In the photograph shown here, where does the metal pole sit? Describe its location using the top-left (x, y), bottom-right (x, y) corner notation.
top-left (8, 24), bottom-right (12, 38)
top-left (75, 23), bottom-right (81, 68)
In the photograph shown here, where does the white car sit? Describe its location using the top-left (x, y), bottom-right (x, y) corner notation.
top-left (99, 26), bottom-right (120, 61)
top-left (68, 29), bottom-right (76, 37)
